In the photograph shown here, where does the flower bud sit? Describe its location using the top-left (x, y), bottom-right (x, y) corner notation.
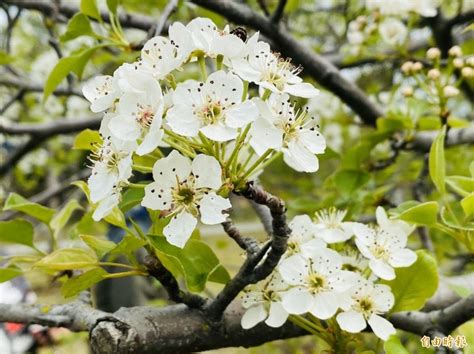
top-left (426, 47), bottom-right (441, 60)
top-left (467, 57), bottom-right (474, 67)
top-left (412, 62), bottom-right (423, 72)
top-left (401, 61), bottom-right (413, 74)
top-left (401, 86), bottom-right (413, 97)
top-left (461, 67), bottom-right (474, 78)
top-left (443, 85), bottom-right (460, 97)
top-left (453, 58), bottom-right (464, 68)
top-left (427, 69), bottom-right (440, 80)
top-left (448, 46), bottom-right (462, 57)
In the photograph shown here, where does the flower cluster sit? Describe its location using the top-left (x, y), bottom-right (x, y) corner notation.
top-left (347, 0), bottom-right (437, 53)
top-left (83, 18), bottom-right (325, 247)
top-left (241, 207), bottom-right (416, 340)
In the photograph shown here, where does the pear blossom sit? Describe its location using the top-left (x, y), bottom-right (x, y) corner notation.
top-left (314, 208), bottom-right (353, 243)
top-left (231, 40), bottom-right (319, 98)
top-left (93, 186), bottom-right (122, 221)
top-left (187, 17), bottom-right (246, 59)
top-left (379, 18), bottom-right (407, 46)
top-left (352, 207), bottom-right (417, 280)
top-left (109, 74), bottom-right (164, 155)
top-left (141, 151), bottom-right (231, 248)
top-left (140, 22), bottom-right (194, 78)
top-left (279, 249), bottom-right (355, 319)
top-left (82, 75), bottom-right (120, 113)
top-left (336, 276), bottom-right (396, 340)
top-left (285, 215), bottom-right (326, 258)
top-left (366, 0), bottom-right (437, 17)
top-left (166, 70), bottom-right (258, 142)
top-left (249, 93), bottom-right (326, 172)
top-left (241, 273), bottom-right (290, 329)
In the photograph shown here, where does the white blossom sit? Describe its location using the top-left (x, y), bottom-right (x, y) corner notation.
top-left (352, 207), bottom-right (417, 280)
top-left (314, 208), bottom-right (353, 243)
top-left (166, 70), bottom-right (258, 142)
top-left (249, 93), bottom-right (326, 172)
top-left (241, 273), bottom-right (289, 329)
top-left (279, 249), bottom-right (355, 319)
top-left (232, 39), bottom-right (319, 98)
top-left (379, 18), bottom-right (407, 46)
top-left (285, 215), bottom-right (326, 258)
top-left (82, 75), bottom-right (120, 113)
top-left (141, 151), bottom-right (231, 248)
top-left (336, 275), bottom-right (396, 340)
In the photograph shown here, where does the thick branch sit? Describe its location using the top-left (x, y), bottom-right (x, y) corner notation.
top-left (190, 0), bottom-right (384, 125)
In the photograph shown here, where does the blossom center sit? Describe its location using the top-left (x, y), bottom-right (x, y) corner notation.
top-left (356, 297), bottom-right (374, 317)
top-left (263, 289), bottom-right (278, 302)
top-left (136, 104), bottom-right (155, 128)
top-left (372, 244), bottom-right (389, 260)
top-left (199, 102), bottom-right (222, 125)
top-left (307, 273), bottom-right (327, 293)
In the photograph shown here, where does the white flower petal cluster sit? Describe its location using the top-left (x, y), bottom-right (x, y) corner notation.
top-left (84, 17), bottom-right (324, 245)
top-left (141, 151), bottom-right (231, 248)
top-left (366, 0), bottom-right (437, 17)
top-left (250, 93), bottom-right (326, 172)
top-left (241, 207), bottom-right (416, 341)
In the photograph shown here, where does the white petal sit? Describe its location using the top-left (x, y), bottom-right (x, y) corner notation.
top-left (336, 310), bottom-right (367, 333)
top-left (192, 154), bottom-right (222, 189)
top-left (199, 192), bottom-right (231, 225)
top-left (352, 223), bottom-right (376, 245)
top-left (369, 259), bottom-right (395, 280)
top-left (389, 248), bottom-right (417, 268)
top-left (164, 211), bottom-right (197, 248)
top-left (109, 114), bottom-right (141, 141)
top-left (310, 292), bottom-right (340, 319)
top-left (152, 150), bottom-right (191, 186)
top-left (283, 140), bottom-right (318, 173)
top-left (88, 166), bottom-right (117, 203)
top-left (279, 255), bottom-right (308, 285)
top-left (241, 304), bottom-right (267, 329)
top-left (141, 182), bottom-right (172, 210)
top-left (249, 118), bottom-right (283, 155)
top-left (93, 193), bottom-right (120, 221)
top-left (265, 302), bottom-right (288, 328)
top-left (200, 122), bottom-right (237, 142)
top-left (166, 105), bottom-right (202, 137)
top-left (289, 214), bottom-right (316, 239)
top-left (285, 82), bottom-right (320, 98)
top-left (137, 128), bottom-right (164, 156)
top-left (367, 314), bottom-right (396, 340)
top-left (372, 284), bottom-right (395, 313)
top-left (226, 100), bottom-right (259, 128)
top-left (281, 287), bottom-right (313, 315)
top-left (299, 129), bottom-right (326, 154)
top-left (231, 59), bottom-right (261, 83)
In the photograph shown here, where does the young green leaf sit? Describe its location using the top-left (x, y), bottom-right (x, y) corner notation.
top-left (61, 268), bottom-right (107, 298)
top-left (80, 0), bottom-right (101, 20)
top-left (80, 234), bottom-right (117, 259)
top-left (382, 250), bottom-right (438, 313)
top-left (109, 234), bottom-right (146, 256)
top-left (397, 201), bottom-right (439, 226)
top-left (334, 169), bottom-right (370, 196)
top-left (149, 235), bottom-right (230, 292)
top-left (4, 193), bottom-right (55, 223)
top-left (34, 248), bottom-right (98, 271)
top-left (60, 13), bottom-right (96, 42)
top-left (461, 193), bottom-right (474, 218)
top-left (106, 0), bottom-right (120, 14)
top-left (0, 266), bottom-right (23, 283)
top-left (429, 126), bottom-right (446, 195)
top-left (73, 129), bottom-right (102, 150)
top-left (384, 335), bottom-right (410, 354)
top-left (446, 176), bottom-right (474, 197)
top-left (0, 49), bottom-right (14, 65)
top-left (0, 219), bottom-right (35, 248)
top-left (50, 199), bottom-right (83, 237)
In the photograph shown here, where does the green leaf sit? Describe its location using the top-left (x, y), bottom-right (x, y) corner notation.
top-left (119, 188), bottom-right (145, 213)
top-left (80, 0), bottom-right (101, 20)
top-left (4, 193), bottom-right (55, 223)
top-left (73, 129), bottom-right (102, 150)
top-left (0, 219), bottom-right (35, 248)
top-left (446, 176), bottom-right (474, 197)
top-left (61, 268), bottom-right (107, 298)
top-left (104, 207), bottom-right (127, 228)
top-left (461, 193), bottom-right (474, 218)
top-left (429, 126), bottom-right (446, 195)
top-left (60, 13), bottom-right (96, 42)
top-left (149, 235), bottom-right (230, 292)
top-left (384, 335), bottom-right (409, 354)
top-left (44, 46), bottom-right (101, 101)
top-left (106, 0), bottom-right (120, 14)
top-left (50, 200), bottom-right (83, 237)
top-left (334, 169), bottom-right (370, 196)
top-left (80, 234), bottom-right (116, 259)
top-left (34, 248), bottom-right (98, 271)
top-left (0, 49), bottom-right (14, 65)
top-left (72, 180), bottom-right (91, 203)
top-left (397, 201), bottom-right (439, 226)
top-left (417, 116), bottom-right (442, 130)
top-left (383, 250), bottom-right (438, 313)
top-left (109, 234), bottom-right (146, 256)
top-left (0, 266), bottom-right (23, 283)
top-left (376, 116), bottom-right (413, 133)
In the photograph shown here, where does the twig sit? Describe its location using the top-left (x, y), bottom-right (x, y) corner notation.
top-left (222, 219), bottom-right (259, 254)
top-left (270, 0), bottom-right (287, 23)
top-left (0, 77), bottom-right (82, 96)
top-left (154, 0), bottom-right (178, 37)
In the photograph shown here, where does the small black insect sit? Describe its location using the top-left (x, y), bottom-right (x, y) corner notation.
top-left (230, 26), bottom-right (247, 42)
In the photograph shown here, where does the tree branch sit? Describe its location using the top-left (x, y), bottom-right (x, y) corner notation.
top-left (190, 0), bottom-right (384, 125)
top-left (222, 219), bottom-right (260, 254)
top-left (270, 0), bottom-right (287, 23)
top-left (410, 125), bottom-right (474, 151)
top-left (0, 77), bottom-right (82, 96)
